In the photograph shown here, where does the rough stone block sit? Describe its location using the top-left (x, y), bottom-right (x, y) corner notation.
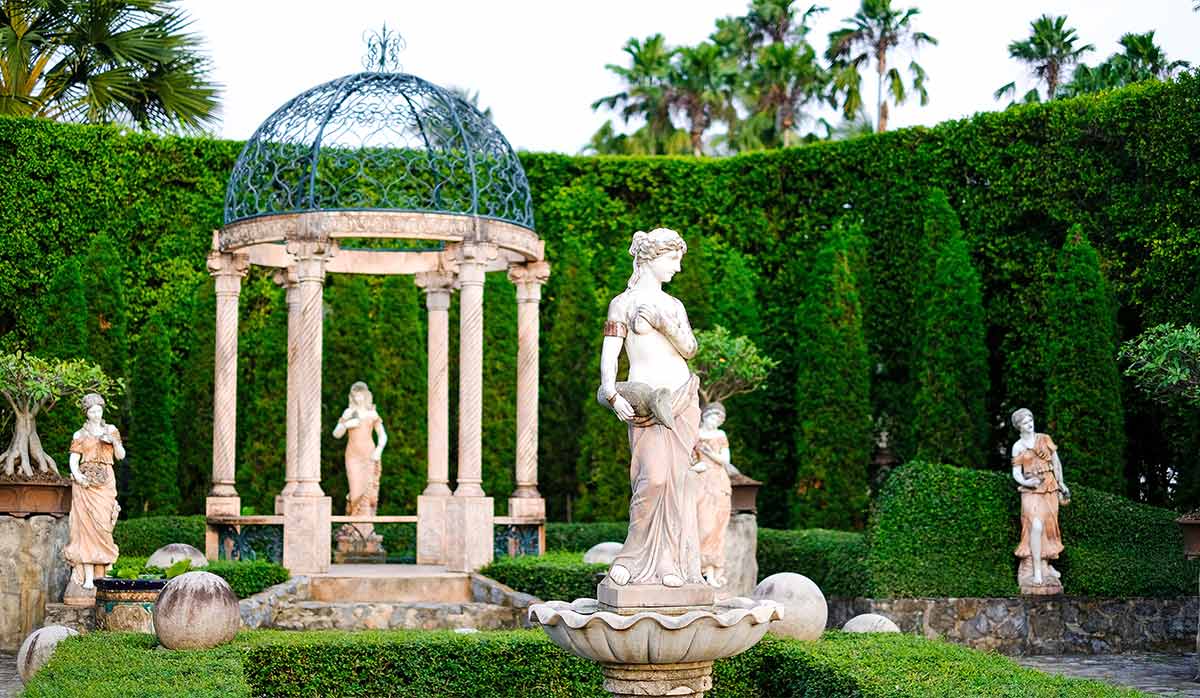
top-left (0, 514), bottom-right (70, 651)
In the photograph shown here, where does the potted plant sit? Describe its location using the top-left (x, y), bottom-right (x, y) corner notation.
top-left (95, 559), bottom-right (192, 633)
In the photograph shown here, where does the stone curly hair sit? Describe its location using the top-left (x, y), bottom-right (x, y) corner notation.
top-left (626, 228), bottom-right (687, 289)
top-left (80, 393), bottom-right (105, 412)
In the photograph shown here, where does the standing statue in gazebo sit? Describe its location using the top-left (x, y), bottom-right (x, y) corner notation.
top-left (597, 228), bottom-right (705, 597)
top-left (332, 381), bottom-right (388, 561)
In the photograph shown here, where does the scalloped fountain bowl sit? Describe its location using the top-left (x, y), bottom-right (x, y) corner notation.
top-left (529, 597), bottom-right (782, 697)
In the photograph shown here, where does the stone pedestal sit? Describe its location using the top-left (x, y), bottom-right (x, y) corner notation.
top-left (417, 495), bottom-right (449, 565)
top-left (602, 661), bottom-right (713, 697)
top-left (0, 514), bottom-right (70, 651)
top-left (282, 497), bottom-right (332, 574)
top-left (444, 497), bottom-right (493, 572)
top-left (1018, 558), bottom-right (1063, 596)
top-left (61, 581), bottom-right (95, 608)
top-left (597, 581), bottom-right (715, 609)
top-left (722, 513), bottom-right (758, 598)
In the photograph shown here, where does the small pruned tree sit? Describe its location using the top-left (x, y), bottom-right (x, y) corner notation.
top-left (692, 325), bottom-right (777, 405)
top-left (1120, 323), bottom-right (1200, 408)
top-left (0, 351), bottom-right (118, 477)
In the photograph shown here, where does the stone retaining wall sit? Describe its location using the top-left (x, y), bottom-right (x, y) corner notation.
top-left (828, 596), bottom-right (1199, 655)
top-left (0, 514), bottom-right (70, 651)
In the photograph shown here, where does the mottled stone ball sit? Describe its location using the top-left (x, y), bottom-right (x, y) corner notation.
top-left (17, 625), bottom-right (78, 683)
top-left (582, 542), bottom-right (623, 565)
top-left (153, 571), bottom-right (241, 649)
top-left (146, 543), bottom-right (208, 570)
top-left (752, 572), bottom-right (827, 641)
top-left (842, 613), bottom-right (900, 633)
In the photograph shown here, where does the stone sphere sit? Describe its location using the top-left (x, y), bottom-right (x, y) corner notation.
top-left (17, 625), bottom-right (78, 683)
top-left (146, 543), bottom-right (208, 570)
top-left (153, 571), bottom-right (241, 650)
top-left (752, 573), bottom-right (827, 641)
top-left (842, 613), bottom-right (900, 634)
top-left (583, 542), bottom-right (623, 564)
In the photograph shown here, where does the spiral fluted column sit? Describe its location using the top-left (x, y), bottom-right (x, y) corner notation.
top-left (274, 267), bottom-right (300, 512)
top-left (416, 271), bottom-right (455, 496)
top-left (455, 251), bottom-right (489, 498)
top-left (508, 262), bottom-right (550, 522)
top-left (207, 247), bottom-right (249, 499)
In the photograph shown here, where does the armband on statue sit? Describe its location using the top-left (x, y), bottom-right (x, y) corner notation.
top-left (603, 320), bottom-right (628, 338)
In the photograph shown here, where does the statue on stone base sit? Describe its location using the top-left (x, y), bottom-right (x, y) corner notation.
top-left (1011, 408), bottom-right (1070, 595)
top-left (332, 381), bottom-right (388, 562)
top-left (62, 393), bottom-right (122, 604)
top-left (597, 228), bottom-right (707, 603)
top-left (694, 402), bottom-right (732, 588)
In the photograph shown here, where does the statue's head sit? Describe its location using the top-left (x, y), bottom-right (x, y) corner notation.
top-left (627, 228), bottom-right (687, 288)
top-left (701, 401), bottom-right (726, 429)
top-left (81, 392), bottom-right (105, 419)
top-left (1011, 408), bottom-right (1034, 433)
top-left (348, 381), bottom-right (374, 410)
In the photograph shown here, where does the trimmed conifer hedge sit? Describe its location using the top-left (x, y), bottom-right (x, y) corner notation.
top-left (3, 76), bottom-right (1200, 526)
top-left (868, 461), bottom-right (1200, 597)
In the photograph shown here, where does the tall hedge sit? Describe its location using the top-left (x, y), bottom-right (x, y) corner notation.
top-left (791, 220), bottom-right (872, 529)
top-left (1, 75), bottom-right (1199, 522)
top-left (1044, 227), bottom-right (1126, 494)
top-left (910, 190), bottom-right (990, 468)
top-left (125, 313), bottom-right (181, 514)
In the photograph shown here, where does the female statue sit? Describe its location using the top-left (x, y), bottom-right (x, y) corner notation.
top-left (332, 382), bottom-right (388, 551)
top-left (63, 393), bottom-right (122, 590)
top-left (598, 228), bottom-right (703, 590)
top-left (694, 401), bottom-right (733, 588)
top-left (1011, 408), bottom-right (1070, 591)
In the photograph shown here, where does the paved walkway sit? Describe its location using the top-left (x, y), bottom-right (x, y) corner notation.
top-left (1018, 654), bottom-right (1200, 697)
top-left (1, 653), bottom-right (18, 698)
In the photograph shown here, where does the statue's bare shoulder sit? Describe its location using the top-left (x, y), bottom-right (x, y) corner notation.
top-left (607, 290), bottom-right (634, 322)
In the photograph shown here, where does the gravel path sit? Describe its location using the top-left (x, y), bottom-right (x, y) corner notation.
top-left (1017, 654), bottom-right (1200, 697)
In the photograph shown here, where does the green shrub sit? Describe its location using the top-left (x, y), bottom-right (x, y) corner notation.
top-left (112, 515), bottom-right (205, 555)
top-left (480, 551), bottom-right (606, 601)
top-left (868, 460), bottom-right (1200, 597)
top-left (25, 630), bottom-right (1138, 698)
top-left (125, 312), bottom-right (181, 515)
top-left (545, 522), bottom-right (628, 552)
top-left (109, 556), bottom-right (287, 598)
top-left (757, 529), bottom-right (868, 597)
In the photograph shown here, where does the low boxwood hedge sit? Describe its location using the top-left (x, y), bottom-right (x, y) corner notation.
top-left (24, 630), bottom-right (1139, 698)
top-left (868, 460), bottom-right (1200, 598)
top-left (113, 515), bottom-right (206, 556)
top-left (544, 522), bottom-right (628, 552)
top-left (481, 552), bottom-right (606, 601)
top-left (757, 528), bottom-right (868, 597)
top-left (108, 556), bottom-right (288, 598)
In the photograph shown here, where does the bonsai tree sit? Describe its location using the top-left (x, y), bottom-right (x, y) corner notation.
top-left (692, 325), bottom-right (777, 406)
top-left (0, 351), bottom-right (118, 477)
top-left (1119, 323), bottom-right (1200, 407)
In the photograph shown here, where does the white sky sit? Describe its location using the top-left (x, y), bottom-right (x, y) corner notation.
top-left (179, 0), bottom-right (1199, 153)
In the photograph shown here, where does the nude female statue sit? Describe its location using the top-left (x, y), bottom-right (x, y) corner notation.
top-left (598, 228), bottom-right (704, 590)
top-left (1011, 408), bottom-right (1070, 591)
top-left (332, 382), bottom-right (388, 550)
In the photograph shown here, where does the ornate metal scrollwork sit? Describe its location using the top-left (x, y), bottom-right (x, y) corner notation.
top-left (215, 524), bottom-right (284, 563)
top-left (493, 523), bottom-right (541, 558)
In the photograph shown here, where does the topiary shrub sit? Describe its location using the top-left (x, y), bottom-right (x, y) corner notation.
top-left (757, 529), bottom-right (868, 597)
top-left (113, 515), bottom-right (205, 556)
top-left (868, 460), bottom-right (1200, 597)
top-left (108, 556), bottom-right (287, 598)
top-left (544, 522), bottom-right (628, 552)
top-left (480, 552), bottom-right (606, 601)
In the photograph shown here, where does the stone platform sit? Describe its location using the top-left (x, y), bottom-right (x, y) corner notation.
top-left (309, 564), bottom-right (473, 603)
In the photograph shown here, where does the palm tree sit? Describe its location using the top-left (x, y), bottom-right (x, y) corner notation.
top-left (1060, 31), bottom-right (1189, 98)
top-left (994, 15), bottom-right (1093, 103)
top-left (591, 34), bottom-right (678, 154)
top-left (826, 0), bottom-right (937, 133)
top-left (666, 42), bottom-right (734, 155)
top-left (748, 41), bottom-right (826, 147)
top-left (0, 0), bottom-right (219, 131)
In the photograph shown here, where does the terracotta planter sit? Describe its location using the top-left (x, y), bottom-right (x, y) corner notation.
top-left (95, 577), bottom-right (166, 633)
top-left (1176, 517), bottom-right (1200, 560)
top-left (0, 479), bottom-right (71, 516)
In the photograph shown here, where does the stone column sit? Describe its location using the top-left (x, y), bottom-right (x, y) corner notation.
top-left (274, 266), bottom-right (299, 515)
top-left (415, 270), bottom-right (455, 565)
top-left (281, 238), bottom-right (335, 574)
top-left (205, 244), bottom-right (248, 559)
top-left (447, 243), bottom-right (495, 572)
top-left (507, 262), bottom-right (550, 523)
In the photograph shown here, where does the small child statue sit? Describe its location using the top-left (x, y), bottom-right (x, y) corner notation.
top-left (1011, 407), bottom-right (1071, 595)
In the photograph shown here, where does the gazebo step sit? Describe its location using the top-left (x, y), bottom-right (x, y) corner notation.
top-left (269, 600), bottom-right (524, 631)
top-left (309, 564), bottom-right (472, 603)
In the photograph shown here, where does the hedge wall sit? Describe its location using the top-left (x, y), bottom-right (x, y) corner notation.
top-left (3, 76), bottom-right (1200, 526)
top-left (24, 631), bottom-right (1138, 698)
top-left (868, 460), bottom-right (1200, 597)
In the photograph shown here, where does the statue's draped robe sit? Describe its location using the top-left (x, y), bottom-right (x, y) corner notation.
top-left (63, 429), bottom-right (120, 579)
top-left (613, 375), bottom-right (704, 585)
top-left (695, 430), bottom-right (732, 572)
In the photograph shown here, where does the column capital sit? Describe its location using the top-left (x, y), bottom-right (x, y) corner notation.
top-left (207, 249), bottom-right (250, 298)
top-left (455, 242), bottom-right (498, 287)
top-left (286, 239), bottom-right (336, 283)
top-left (271, 265), bottom-right (298, 289)
top-left (508, 261), bottom-right (551, 303)
top-left (415, 271), bottom-right (457, 312)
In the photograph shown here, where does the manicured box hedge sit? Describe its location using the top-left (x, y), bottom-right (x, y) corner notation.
top-left (112, 514), bottom-right (206, 556)
top-left (23, 630), bottom-right (1139, 697)
top-left (109, 556), bottom-right (288, 598)
top-left (757, 528), bottom-right (868, 597)
top-left (480, 551), bottom-right (607, 601)
top-left (544, 522), bottom-right (629, 552)
top-left (868, 460), bottom-right (1200, 598)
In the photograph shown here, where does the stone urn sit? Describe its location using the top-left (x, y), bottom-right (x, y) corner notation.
top-left (94, 577), bottom-right (166, 633)
top-left (530, 597), bottom-right (781, 697)
top-left (1176, 515), bottom-right (1200, 559)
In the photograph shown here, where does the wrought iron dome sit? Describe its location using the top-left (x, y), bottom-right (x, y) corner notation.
top-left (223, 71), bottom-right (533, 231)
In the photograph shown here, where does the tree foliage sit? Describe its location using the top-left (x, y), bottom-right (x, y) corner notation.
top-left (125, 311), bottom-right (179, 513)
top-left (692, 325), bottom-right (776, 405)
top-left (995, 14), bottom-right (1093, 104)
top-left (1061, 31), bottom-right (1190, 98)
top-left (1120, 324), bottom-right (1200, 408)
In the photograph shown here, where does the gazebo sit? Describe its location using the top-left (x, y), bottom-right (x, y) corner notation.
top-left (203, 68), bottom-right (549, 575)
